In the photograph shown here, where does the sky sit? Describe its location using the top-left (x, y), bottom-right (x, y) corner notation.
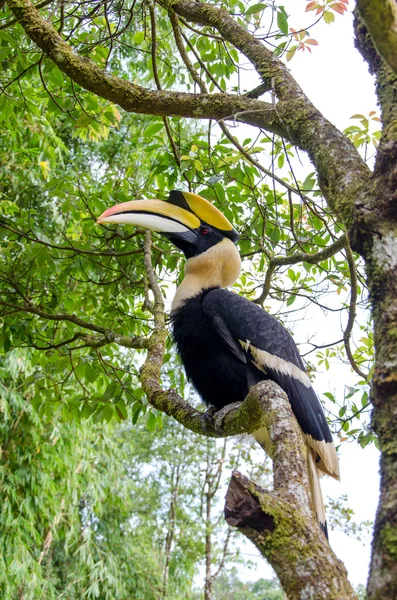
top-left (232, 0), bottom-right (380, 588)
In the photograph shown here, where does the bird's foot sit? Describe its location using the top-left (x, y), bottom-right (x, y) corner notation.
top-left (213, 402), bottom-right (243, 434)
top-left (200, 406), bottom-right (218, 433)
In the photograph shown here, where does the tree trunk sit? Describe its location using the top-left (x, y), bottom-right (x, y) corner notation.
top-left (353, 11), bottom-right (397, 599)
top-left (204, 486), bottom-right (212, 600)
top-left (161, 465), bottom-right (181, 599)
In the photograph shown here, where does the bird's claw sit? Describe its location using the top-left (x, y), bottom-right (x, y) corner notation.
top-left (200, 402), bottom-right (243, 434)
top-left (200, 406), bottom-right (218, 433)
top-left (213, 402), bottom-right (243, 433)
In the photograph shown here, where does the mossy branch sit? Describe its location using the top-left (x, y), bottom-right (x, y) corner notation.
top-left (356, 0), bottom-right (397, 75)
top-left (7, 0), bottom-right (281, 133)
top-left (9, 0), bottom-right (373, 236)
top-left (225, 472), bottom-right (357, 600)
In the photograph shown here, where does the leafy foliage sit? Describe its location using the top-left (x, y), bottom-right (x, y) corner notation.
top-left (1, 349), bottom-right (277, 599)
top-left (211, 568), bottom-right (283, 600)
top-left (0, 0), bottom-right (374, 445)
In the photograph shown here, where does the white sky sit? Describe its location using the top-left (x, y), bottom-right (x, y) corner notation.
top-left (233, 0), bottom-right (379, 588)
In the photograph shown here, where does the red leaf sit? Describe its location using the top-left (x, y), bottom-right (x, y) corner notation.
top-left (332, 2), bottom-right (347, 14)
top-left (316, 7), bottom-right (323, 15)
top-left (305, 38), bottom-right (319, 45)
top-left (305, 1), bottom-right (318, 11)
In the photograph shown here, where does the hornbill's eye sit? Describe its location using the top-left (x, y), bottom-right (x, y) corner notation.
top-left (201, 227), bottom-right (210, 235)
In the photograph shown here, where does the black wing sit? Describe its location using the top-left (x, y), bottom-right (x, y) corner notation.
top-left (202, 288), bottom-right (333, 446)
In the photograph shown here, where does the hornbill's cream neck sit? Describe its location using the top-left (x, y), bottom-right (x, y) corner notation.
top-left (171, 238), bottom-right (241, 312)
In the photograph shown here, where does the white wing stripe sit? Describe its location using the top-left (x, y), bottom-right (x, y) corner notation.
top-left (239, 340), bottom-right (312, 388)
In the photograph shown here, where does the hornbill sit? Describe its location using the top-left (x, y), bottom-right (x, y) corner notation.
top-left (97, 189), bottom-right (339, 536)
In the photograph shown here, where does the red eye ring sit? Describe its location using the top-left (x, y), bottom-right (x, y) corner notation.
top-left (201, 227), bottom-right (210, 235)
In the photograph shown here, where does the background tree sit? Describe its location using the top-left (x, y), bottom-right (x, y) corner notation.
top-left (0, 0), bottom-right (391, 597)
top-left (1, 347), bottom-right (291, 599)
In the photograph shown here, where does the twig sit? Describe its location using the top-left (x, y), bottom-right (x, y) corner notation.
top-left (254, 234), bottom-right (347, 305)
top-left (217, 121), bottom-right (316, 205)
top-left (343, 243), bottom-right (368, 379)
top-left (0, 300), bottom-right (149, 349)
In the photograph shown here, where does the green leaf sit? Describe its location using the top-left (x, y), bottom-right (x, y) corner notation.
top-left (102, 404), bottom-right (114, 423)
top-left (85, 364), bottom-right (98, 383)
top-left (302, 172), bottom-right (316, 191)
top-left (4, 336), bottom-right (11, 353)
top-left (323, 10), bottom-right (335, 24)
top-left (115, 401), bottom-right (128, 420)
top-left (286, 295), bottom-right (296, 306)
top-left (0, 47), bottom-right (10, 61)
top-left (245, 3), bottom-right (267, 16)
top-left (145, 122), bottom-right (164, 136)
top-left (103, 381), bottom-right (119, 401)
top-left (133, 31), bottom-right (145, 44)
top-left (277, 9), bottom-right (289, 35)
top-left (146, 411), bottom-right (157, 432)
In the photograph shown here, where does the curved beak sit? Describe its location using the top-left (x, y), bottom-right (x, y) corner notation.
top-left (97, 199), bottom-right (201, 233)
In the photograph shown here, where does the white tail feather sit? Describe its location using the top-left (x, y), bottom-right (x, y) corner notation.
top-left (252, 426), bottom-right (273, 458)
top-left (307, 450), bottom-right (327, 533)
top-left (253, 427), bottom-right (329, 536)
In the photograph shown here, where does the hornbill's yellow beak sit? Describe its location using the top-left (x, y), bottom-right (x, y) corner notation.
top-left (97, 198), bottom-right (201, 232)
top-left (97, 190), bottom-right (239, 255)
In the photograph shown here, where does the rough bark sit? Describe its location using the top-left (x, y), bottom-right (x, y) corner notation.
top-left (224, 383), bottom-right (356, 600)
top-left (356, 0), bottom-right (397, 75)
top-left (354, 12), bottom-right (397, 599)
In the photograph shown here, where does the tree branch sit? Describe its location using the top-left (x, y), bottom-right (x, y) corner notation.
top-left (7, 0), bottom-right (281, 132)
top-left (0, 0), bottom-right (51, 30)
top-left (343, 243), bottom-right (368, 380)
top-left (254, 233), bottom-right (347, 305)
top-left (0, 300), bottom-right (149, 349)
top-left (356, 0), bottom-right (397, 74)
top-left (8, 0), bottom-right (373, 239)
top-left (156, 0), bottom-right (372, 232)
top-left (218, 119), bottom-right (314, 204)
top-left (148, 2), bottom-right (183, 169)
top-left (0, 221), bottom-right (144, 257)
top-left (223, 383), bottom-right (356, 599)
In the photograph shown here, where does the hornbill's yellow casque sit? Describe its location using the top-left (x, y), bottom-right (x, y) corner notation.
top-left (97, 190), bottom-right (340, 536)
